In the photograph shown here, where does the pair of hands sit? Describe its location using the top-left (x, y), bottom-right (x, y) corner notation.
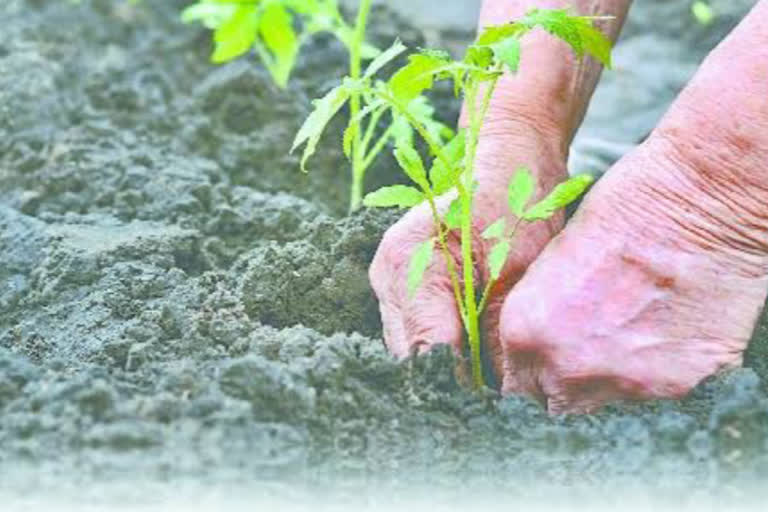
top-left (368, 0), bottom-right (768, 414)
top-left (368, 97), bottom-right (756, 414)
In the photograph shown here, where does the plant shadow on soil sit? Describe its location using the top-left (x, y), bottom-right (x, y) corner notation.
top-left (1, 0), bottom-right (768, 506)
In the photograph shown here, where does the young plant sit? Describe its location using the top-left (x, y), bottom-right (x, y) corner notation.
top-left (352, 8), bottom-right (613, 389)
top-left (182, 0), bottom-right (379, 88)
top-left (184, 0), bottom-right (450, 211)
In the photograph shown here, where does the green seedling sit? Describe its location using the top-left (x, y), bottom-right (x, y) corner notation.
top-left (337, 8), bottom-right (612, 389)
top-left (184, 0), bottom-right (450, 211)
top-left (181, 0), bottom-right (378, 88)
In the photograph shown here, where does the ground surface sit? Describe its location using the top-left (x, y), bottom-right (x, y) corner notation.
top-left (1, 0), bottom-right (767, 508)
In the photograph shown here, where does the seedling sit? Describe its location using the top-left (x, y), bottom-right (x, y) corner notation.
top-left (183, 0), bottom-right (450, 211)
top-left (295, 8), bottom-right (612, 389)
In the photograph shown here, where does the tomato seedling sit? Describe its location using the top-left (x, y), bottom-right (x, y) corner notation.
top-left (184, 0), bottom-right (450, 211)
top-left (300, 8), bottom-right (612, 389)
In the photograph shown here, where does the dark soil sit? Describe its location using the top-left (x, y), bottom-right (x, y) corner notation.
top-left (1, 0), bottom-right (767, 508)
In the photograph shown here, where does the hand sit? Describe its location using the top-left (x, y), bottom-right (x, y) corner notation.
top-left (496, 135), bottom-right (768, 413)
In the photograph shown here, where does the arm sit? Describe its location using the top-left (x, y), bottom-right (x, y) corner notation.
top-left (647, 0), bottom-right (768, 260)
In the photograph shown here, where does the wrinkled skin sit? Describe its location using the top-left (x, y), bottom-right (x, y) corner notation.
top-left (370, 0), bottom-right (768, 412)
top-left (499, 135), bottom-right (768, 413)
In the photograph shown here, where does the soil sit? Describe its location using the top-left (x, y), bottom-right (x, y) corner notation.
top-left (1, 0), bottom-right (767, 509)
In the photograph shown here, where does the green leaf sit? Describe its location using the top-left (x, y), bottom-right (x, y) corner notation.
top-left (521, 8), bottom-right (613, 68)
top-left (363, 185), bottom-right (425, 208)
top-left (482, 218), bottom-right (506, 240)
top-left (390, 112), bottom-right (414, 148)
top-left (408, 95), bottom-right (453, 145)
top-left (408, 239), bottom-right (435, 298)
top-left (389, 53), bottom-right (449, 103)
top-left (488, 240), bottom-right (511, 280)
top-left (390, 95), bottom-right (452, 152)
top-left (365, 39), bottom-right (407, 78)
top-left (211, 5), bottom-right (259, 63)
top-left (342, 123), bottom-right (356, 160)
top-left (523, 174), bottom-right (595, 221)
top-left (258, 3), bottom-right (300, 87)
top-left (394, 144), bottom-right (429, 190)
top-left (492, 37), bottom-right (521, 73)
top-left (476, 23), bottom-right (527, 46)
top-left (430, 130), bottom-right (465, 196)
top-left (443, 198), bottom-right (461, 230)
top-left (291, 84), bottom-right (351, 171)
top-left (508, 168), bottom-right (535, 217)
top-left (464, 45), bottom-right (494, 68)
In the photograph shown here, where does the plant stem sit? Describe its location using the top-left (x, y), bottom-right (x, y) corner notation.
top-left (425, 197), bottom-right (468, 323)
top-left (348, 0), bottom-right (373, 212)
top-left (361, 123), bottom-right (395, 171)
top-left (461, 80), bottom-right (484, 390)
top-left (460, 74), bottom-right (501, 390)
top-left (360, 105), bottom-right (386, 156)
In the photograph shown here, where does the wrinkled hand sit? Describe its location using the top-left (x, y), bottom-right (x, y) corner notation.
top-left (496, 135), bottom-right (768, 414)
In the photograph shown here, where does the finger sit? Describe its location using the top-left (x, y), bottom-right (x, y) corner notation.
top-left (402, 271), bottom-right (464, 355)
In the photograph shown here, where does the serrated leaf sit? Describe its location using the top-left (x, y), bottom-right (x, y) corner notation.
top-left (408, 239), bottom-right (435, 298)
top-left (365, 39), bottom-right (407, 78)
top-left (430, 130), bottom-right (465, 196)
top-left (258, 3), bottom-right (299, 87)
top-left (521, 8), bottom-right (613, 68)
top-left (488, 240), bottom-right (511, 280)
top-left (211, 5), bottom-right (259, 63)
top-left (389, 53), bottom-right (449, 103)
top-left (408, 95), bottom-right (453, 146)
top-left (394, 144), bottom-right (429, 190)
top-left (363, 185), bottom-right (425, 208)
top-left (464, 45), bottom-right (494, 68)
top-left (291, 84), bottom-right (351, 171)
top-left (390, 112), bottom-right (414, 148)
top-left (482, 218), bottom-right (506, 240)
top-left (443, 198), bottom-right (461, 230)
top-left (476, 23), bottom-right (527, 45)
top-left (492, 37), bottom-right (521, 73)
top-left (523, 174), bottom-right (595, 221)
top-left (508, 168), bottom-right (535, 217)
